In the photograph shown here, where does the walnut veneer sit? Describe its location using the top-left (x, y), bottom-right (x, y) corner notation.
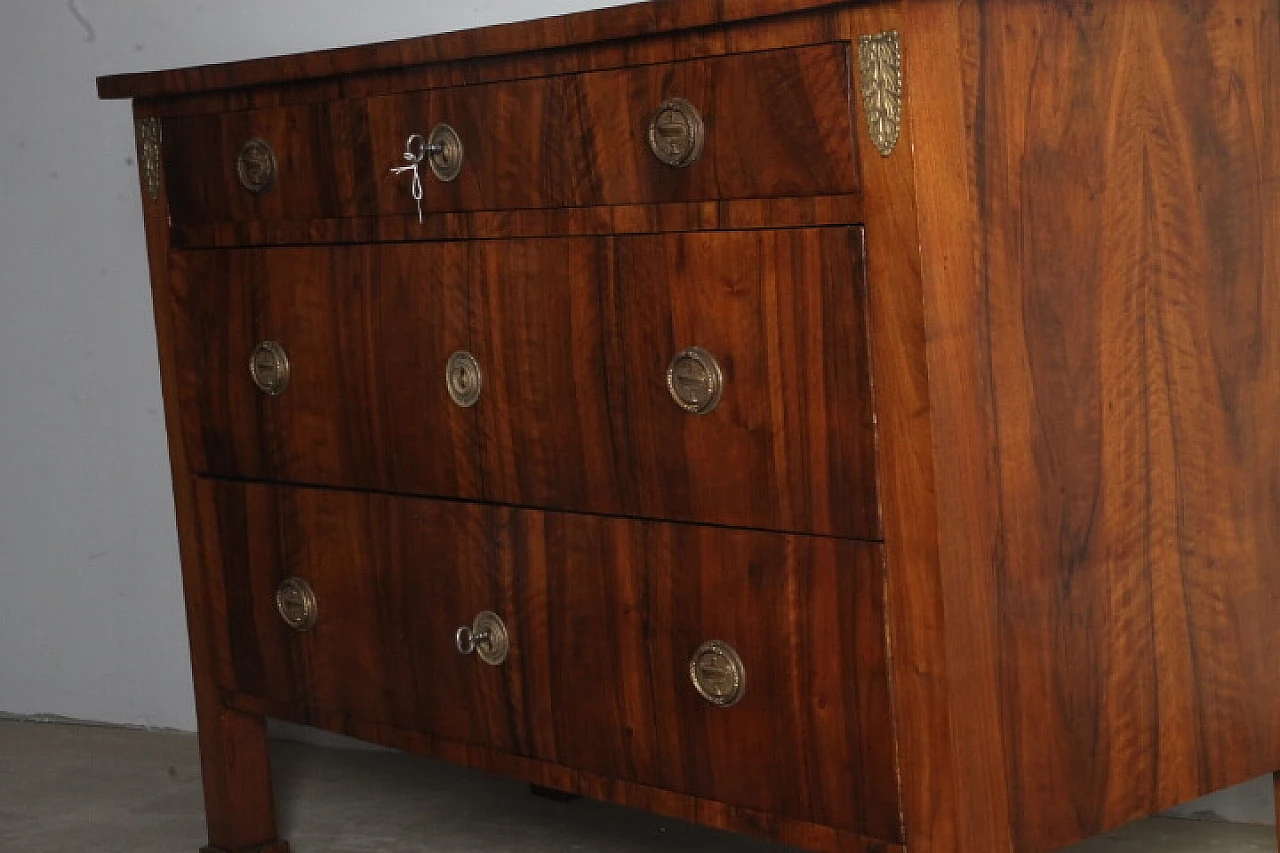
top-left (100, 2), bottom-right (1280, 852)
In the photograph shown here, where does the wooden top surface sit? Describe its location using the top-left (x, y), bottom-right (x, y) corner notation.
top-left (97, 0), bottom-right (848, 100)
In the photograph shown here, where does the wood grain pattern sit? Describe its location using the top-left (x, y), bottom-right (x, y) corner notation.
top-left (512, 507), bottom-right (900, 839)
top-left (98, 0), bottom-right (848, 100)
top-left (607, 228), bottom-right (879, 538)
top-left (195, 479), bottom-right (900, 842)
top-left (131, 10), bottom-right (849, 119)
top-left (109, 1), bottom-right (1280, 850)
top-left (163, 101), bottom-right (377, 227)
top-left (368, 45), bottom-right (858, 217)
top-left (130, 105), bottom-right (286, 853)
top-left (836, 5), bottom-right (966, 853)
top-left (907, 2), bottom-right (1280, 851)
top-left (469, 238), bottom-right (622, 513)
top-left (171, 230), bottom-right (878, 538)
top-left (195, 484), bottom-right (532, 754)
top-left (169, 194), bottom-right (864, 248)
top-left (225, 690), bottom-right (901, 853)
top-left (162, 45), bottom-right (857, 227)
top-left (169, 246), bottom-right (484, 501)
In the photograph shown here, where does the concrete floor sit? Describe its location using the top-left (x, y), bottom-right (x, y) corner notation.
top-left (0, 720), bottom-right (1275, 853)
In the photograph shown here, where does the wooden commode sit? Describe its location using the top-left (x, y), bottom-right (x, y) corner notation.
top-left (99, 2), bottom-right (1280, 852)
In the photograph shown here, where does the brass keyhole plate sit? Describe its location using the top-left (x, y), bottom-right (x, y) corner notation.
top-left (689, 641), bottom-right (746, 707)
top-left (236, 137), bottom-right (277, 194)
top-left (249, 341), bottom-right (291, 396)
top-left (473, 611), bottom-right (510, 666)
top-left (647, 98), bottom-right (706, 168)
top-left (446, 351), bottom-right (483, 408)
top-left (667, 346), bottom-right (723, 414)
top-left (276, 577), bottom-right (318, 632)
top-left (427, 123), bottom-right (464, 182)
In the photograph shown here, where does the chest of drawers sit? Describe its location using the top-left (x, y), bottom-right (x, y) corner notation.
top-left (100, 2), bottom-right (1280, 852)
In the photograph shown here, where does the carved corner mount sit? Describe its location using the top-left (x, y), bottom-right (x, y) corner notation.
top-left (135, 117), bottom-right (162, 200)
top-left (858, 30), bottom-right (903, 157)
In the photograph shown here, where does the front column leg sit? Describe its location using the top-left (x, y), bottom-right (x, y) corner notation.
top-left (196, 705), bottom-right (289, 853)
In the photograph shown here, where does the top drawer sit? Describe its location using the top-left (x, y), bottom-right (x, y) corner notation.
top-left (162, 44), bottom-right (859, 227)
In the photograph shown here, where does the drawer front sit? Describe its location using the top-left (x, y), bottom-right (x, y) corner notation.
top-left (195, 480), bottom-right (529, 754)
top-left (163, 44), bottom-right (858, 227)
top-left (173, 228), bottom-right (877, 538)
top-left (196, 480), bottom-right (901, 841)
top-left (170, 245), bottom-right (483, 501)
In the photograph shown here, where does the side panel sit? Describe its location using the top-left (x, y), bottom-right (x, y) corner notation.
top-left (908, 2), bottom-right (1280, 851)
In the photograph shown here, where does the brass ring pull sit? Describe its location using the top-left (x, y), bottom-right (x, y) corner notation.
top-left (236, 138), bottom-right (277, 194)
top-left (647, 98), bottom-right (706, 168)
top-left (249, 341), bottom-right (291, 396)
top-left (689, 640), bottom-right (746, 707)
top-left (455, 611), bottom-right (509, 666)
top-left (446, 351), bottom-right (483, 408)
top-left (667, 346), bottom-right (723, 414)
top-left (275, 577), bottom-right (318, 632)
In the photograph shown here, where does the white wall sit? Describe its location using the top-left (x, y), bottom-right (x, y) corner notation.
top-left (0, 0), bottom-right (626, 731)
top-left (0, 0), bottom-right (1273, 829)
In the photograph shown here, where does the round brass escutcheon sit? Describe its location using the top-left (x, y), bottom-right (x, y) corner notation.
top-left (667, 346), bottom-right (723, 415)
top-left (689, 641), bottom-right (746, 708)
top-left (426, 123), bottom-right (464, 183)
top-left (249, 341), bottom-right (291, 396)
top-left (455, 610), bottom-right (510, 667)
top-left (275, 577), bottom-right (318, 632)
top-left (446, 350), bottom-right (483, 408)
top-left (647, 98), bottom-right (706, 168)
top-left (236, 137), bottom-right (277, 194)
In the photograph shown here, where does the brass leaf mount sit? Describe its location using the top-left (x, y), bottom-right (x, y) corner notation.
top-left (135, 117), bottom-right (162, 201)
top-left (858, 30), bottom-right (903, 157)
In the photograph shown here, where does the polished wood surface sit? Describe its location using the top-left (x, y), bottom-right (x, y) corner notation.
top-left (170, 245), bottom-right (483, 500)
top-left (105, 1), bottom-right (1280, 851)
top-left (162, 102), bottom-right (374, 227)
top-left (171, 230), bottom-right (878, 538)
top-left (129, 9), bottom-right (852, 119)
top-left (225, 690), bottom-right (901, 853)
top-left (131, 106), bottom-right (286, 853)
top-left (605, 228), bottom-right (878, 538)
top-left (837, 5), bottom-right (964, 853)
top-left (195, 482), bottom-right (526, 753)
top-left (195, 479), bottom-right (900, 841)
top-left (370, 44), bottom-right (858, 215)
top-left (97, 0), bottom-right (847, 100)
top-left (169, 195), bottom-right (864, 248)
top-left (905, 1), bottom-right (1280, 851)
top-left (164, 44), bottom-right (856, 227)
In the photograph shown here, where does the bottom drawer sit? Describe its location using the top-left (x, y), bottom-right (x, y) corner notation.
top-left (194, 480), bottom-right (901, 840)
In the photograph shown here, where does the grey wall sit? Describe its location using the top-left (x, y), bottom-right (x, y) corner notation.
top-left (0, 0), bottom-right (626, 731)
top-left (0, 0), bottom-right (1272, 829)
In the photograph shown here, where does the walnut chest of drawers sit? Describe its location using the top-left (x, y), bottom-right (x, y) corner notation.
top-left (99, 2), bottom-right (1280, 852)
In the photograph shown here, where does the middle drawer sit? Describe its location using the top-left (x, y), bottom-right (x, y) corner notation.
top-left (170, 228), bottom-right (878, 538)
